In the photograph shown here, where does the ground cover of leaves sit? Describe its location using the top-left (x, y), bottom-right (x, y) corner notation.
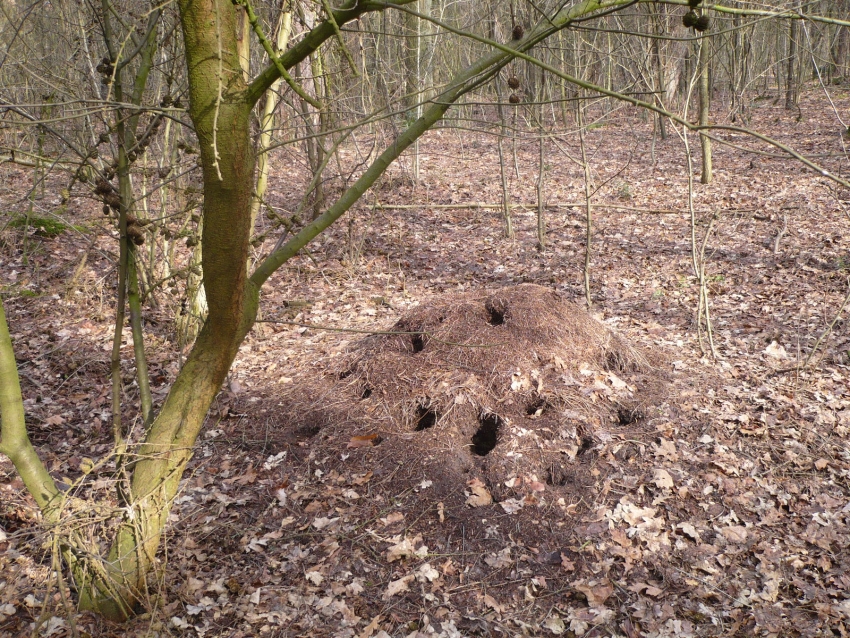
top-left (1, 89), bottom-right (849, 637)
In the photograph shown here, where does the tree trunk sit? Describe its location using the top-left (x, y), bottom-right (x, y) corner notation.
top-left (699, 37), bottom-right (712, 184)
top-left (79, 0), bottom-right (259, 618)
top-left (250, 8), bottom-right (293, 234)
top-left (786, 4), bottom-right (799, 109)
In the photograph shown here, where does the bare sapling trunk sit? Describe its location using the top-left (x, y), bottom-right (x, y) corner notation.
top-left (698, 35), bottom-right (712, 184)
top-left (578, 104), bottom-right (593, 307)
top-left (250, 9), bottom-right (293, 235)
top-left (786, 4), bottom-right (799, 110)
top-left (536, 109), bottom-right (546, 250)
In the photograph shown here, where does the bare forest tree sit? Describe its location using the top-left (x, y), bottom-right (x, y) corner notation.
top-left (1, 0), bottom-right (849, 621)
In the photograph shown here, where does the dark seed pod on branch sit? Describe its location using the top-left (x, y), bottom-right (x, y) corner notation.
top-left (105, 191), bottom-right (121, 210)
top-left (509, 94), bottom-right (521, 104)
top-left (507, 76), bottom-right (521, 89)
top-left (94, 178), bottom-right (112, 195)
top-left (694, 15), bottom-right (710, 32)
top-left (512, 25), bottom-right (524, 40)
top-left (682, 11), bottom-right (698, 28)
top-left (126, 224), bottom-right (145, 246)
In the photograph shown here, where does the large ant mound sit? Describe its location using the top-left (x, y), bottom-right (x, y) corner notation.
top-left (305, 284), bottom-right (671, 503)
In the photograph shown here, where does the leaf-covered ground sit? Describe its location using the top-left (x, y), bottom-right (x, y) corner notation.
top-left (1, 89), bottom-right (849, 637)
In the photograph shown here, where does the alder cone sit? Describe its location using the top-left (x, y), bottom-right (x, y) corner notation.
top-left (127, 225), bottom-right (145, 246)
top-left (509, 94), bottom-right (521, 104)
top-left (512, 25), bottom-right (524, 40)
top-left (104, 191), bottom-right (121, 210)
top-left (507, 76), bottom-right (521, 89)
top-left (94, 178), bottom-right (112, 195)
top-left (682, 11), bottom-right (698, 28)
top-left (694, 15), bottom-right (710, 32)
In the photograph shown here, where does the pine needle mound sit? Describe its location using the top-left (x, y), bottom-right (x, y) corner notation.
top-left (325, 284), bottom-right (666, 496)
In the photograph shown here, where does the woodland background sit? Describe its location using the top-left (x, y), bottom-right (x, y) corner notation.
top-left (1, 0), bottom-right (850, 636)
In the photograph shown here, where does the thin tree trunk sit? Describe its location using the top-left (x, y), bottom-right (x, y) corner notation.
top-left (578, 105), bottom-right (593, 307)
top-left (786, 2), bottom-right (799, 109)
top-left (250, 8), bottom-right (293, 234)
top-left (536, 129), bottom-right (546, 250)
top-left (127, 250), bottom-right (153, 426)
top-left (698, 37), bottom-right (712, 184)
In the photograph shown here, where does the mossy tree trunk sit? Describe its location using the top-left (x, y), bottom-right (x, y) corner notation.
top-left (78, 0), bottom-right (259, 619)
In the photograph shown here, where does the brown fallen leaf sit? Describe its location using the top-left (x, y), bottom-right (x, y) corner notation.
top-left (575, 579), bottom-right (614, 607)
top-left (483, 593), bottom-right (503, 614)
top-left (352, 471), bottom-right (373, 485)
top-left (466, 478), bottom-right (492, 507)
top-left (379, 512), bottom-right (405, 526)
top-left (653, 468), bottom-right (674, 490)
top-left (383, 574), bottom-right (414, 599)
top-left (358, 615), bottom-right (382, 638)
top-left (720, 525), bottom-right (748, 544)
top-left (347, 433), bottom-right (382, 448)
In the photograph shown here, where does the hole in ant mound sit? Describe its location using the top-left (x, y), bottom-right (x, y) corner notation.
top-left (472, 412), bottom-right (502, 456)
top-left (526, 397), bottom-right (547, 416)
top-left (411, 333), bottom-right (426, 353)
top-left (485, 299), bottom-right (507, 326)
top-left (603, 350), bottom-right (627, 372)
top-left (295, 422), bottom-right (322, 439)
top-left (576, 436), bottom-right (595, 456)
top-left (546, 463), bottom-right (571, 486)
top-left (616, 405), bottom-right (642, 426)
top-left (617, 405), bottom-right (643, 425)
top-left (414, 404), bottom-right (438, 431)
top-left (361, 386), bottom-right (373, 399)
top-left (338, 368), bottom-right (354, 380)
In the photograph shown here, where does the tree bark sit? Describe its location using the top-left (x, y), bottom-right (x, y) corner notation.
top-left (698, 36), bottom-right (712, 184)
top-left (78, 0), bottom-right (259, 618)
top-left (786, 1), bottom-right (799, 109)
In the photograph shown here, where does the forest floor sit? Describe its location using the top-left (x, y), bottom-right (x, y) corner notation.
top-left (1, 88), bottom-right (850, 638)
